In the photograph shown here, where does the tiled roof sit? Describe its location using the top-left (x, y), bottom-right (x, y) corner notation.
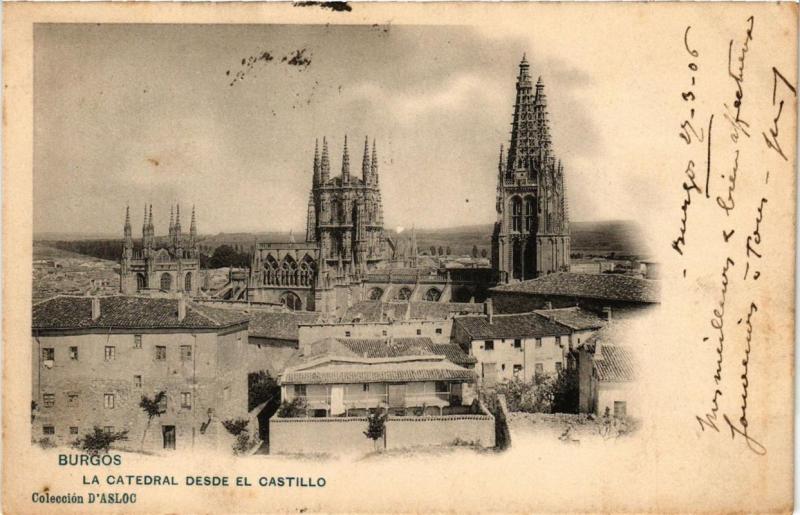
top-left (533, 307), bottom-right (607, 331)
top-left (595, 345), bottom-right (635, 382)
top-left (293, 337), bottom-right (475, 367)
top-left (32, 296), bottom-right (249, 331)
top-left (453, 312), bottom-right (572, 340)
top-left (490, 273), bottom-right (660, 304)
top-left (282, 359), bottom-right (477, 385)
top-left (247, 311), bottom-right (321, 340)
top-left (341, 301), bottom-right (483, 323)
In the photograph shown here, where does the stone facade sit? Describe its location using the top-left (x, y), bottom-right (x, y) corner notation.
top-left (120, 205), bottom-right (200, 295)
top-left (31, 297), bottom-right (250, 453)
top-left (492, 55), bottom-right (570, 282)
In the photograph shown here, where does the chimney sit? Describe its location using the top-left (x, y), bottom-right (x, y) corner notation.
top-left (178, 297), bottom-right (187, 322)
top-left (602, 307), bottom-right (612, 321)
top-left (91, 297), bottom-right (101, 321)
top-left (484, 298), bottom-right (494, 324)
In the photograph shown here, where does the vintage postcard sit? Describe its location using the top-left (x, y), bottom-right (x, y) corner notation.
top-left (2, 2), bottom-right (797, 513)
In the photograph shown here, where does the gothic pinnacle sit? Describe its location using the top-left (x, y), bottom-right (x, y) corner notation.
top-left (362, 136), bottom-right (370, 183)
top-left (341, 135), bottom-right (350, 183)
top-left (320, 137), bottom-right (330, 183)
top-left (313, 138), bottom-right (321, 186)
top-left (370, 140), bottom-right (378, 184)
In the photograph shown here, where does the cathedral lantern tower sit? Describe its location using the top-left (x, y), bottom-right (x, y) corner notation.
top-left (491, 54), bottom-right (570, 282)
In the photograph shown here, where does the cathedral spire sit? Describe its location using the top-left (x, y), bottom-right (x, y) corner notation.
top-left (507, 55), bottom-right (536, 172)
top-left (341, 135), bottom-right (350, 183)
top-left (534, 76), bottom-right (552, 152)
top-left (123, 206), bottom-right (132, 247)
top-left (362, 136), bottom-right (370, 183)
top-left (169, 206), bottom-right (175, 241)
top-left (320, 137), bottom-right (330, 184)
top-left (313, 138), bottom-right (321, 188)
top-left (189, 205), bottom-right (197, 245)
top-left (370, 140), bottom-right (379, 185)
top-left (498, 144), bottom-right (504, 174)
top-left (174, 204), bottom-right (182, 243)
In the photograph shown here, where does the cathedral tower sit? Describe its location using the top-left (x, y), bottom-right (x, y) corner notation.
top-left (491, 55), bottom-right (570, 282)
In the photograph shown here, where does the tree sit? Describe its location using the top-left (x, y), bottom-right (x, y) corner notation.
top-left (139, 391), bottom-right (166, 450)
top-left (222, 418), bottom-right (249, 436)
top-left (481, 248), bottom-right (488, 258)
top-left (77, 427), bottom-right (129, 455)
top-left (429, 246), bottom-right (436, 256)
top-left (207, 245), bottom-right (250, 268)
top-left (437, 246), bottom-right (444, 256)
top-left (446, 246), bottom-right (452, 256)
top-left (248, 371), bottom-right (280, 412)
top-left (276, 397), bottom-right (307, 417)
top-left (363, 409), bottom-right (388, 452)
top-left (472, 245), bottom-right (479, 258)
top-left (551, 368), bottom-right (579, 413)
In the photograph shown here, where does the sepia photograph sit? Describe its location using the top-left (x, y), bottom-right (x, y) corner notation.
top-left (3, 2), bottom-right (796, 513)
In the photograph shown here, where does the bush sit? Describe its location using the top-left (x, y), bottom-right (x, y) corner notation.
top-left (222, 418), bottom-right (249, 436)
top-left (232, 433), bottom-right (257, 455)
top-left (490, 374), bottom-right (554, 413)
top-left (37, 437), bottom-right (57, 449)
top-left (363, 409), bottom-right (388, 451)
top-left (248, 371), bottom-right (280, 412)
top-left (276, 397), bottom-right (306, 418)
top-left (76, 427), bottom-right (129, 455)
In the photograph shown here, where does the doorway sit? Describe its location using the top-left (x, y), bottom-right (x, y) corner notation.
top-left (162, 425), bottom-right (176, 450)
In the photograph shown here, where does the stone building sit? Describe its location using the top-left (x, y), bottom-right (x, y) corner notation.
top-left (31, 295), bottom-right (250, 453)
top-left (491, 55), bottom-right (570, 282)
top-left (239, 137), bottom-right (494, 314)
top-left (120, 204), bottom-right (201, 295)
top-left (489, 272), bottom-right (660, 319)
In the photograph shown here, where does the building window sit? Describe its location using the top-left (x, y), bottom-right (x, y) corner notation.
top-left (501, 364), bottom-right (506, 371)
top-left (69, 426), bottom-right (79, 436)
top-left (513, 364), bottom-right (523, 375)
top-left (416, 329), bottom-right (422, 336)
top-left (67, 392), bottom-right (79, 407)
top-left (43, 393), bottom-right (55, 408)
top-left (134, 335), bottom-right (142, 348)
top-left (103, 426), bottom-right (113, 434)
top-left (535, 363), bottom-right (544, 375)
top-left (555, 362), bottom-right (563, 373)
top-left (435, 328), bottom-right (443, 335)
top-left (43, 426), bottom-right (55, 435)
top-left (511, 197), bottom-right (523, 232)
top-left (104, 394), bottom-right (115, 409)
top-left (484, 340), bottom-right (494, 351)
top-left (104, 346), bottom-right (115, 361)
top-left (614, 401), bottom-right (627, 418)
top-left (382, 330), bottom-right (387, 336)
top-left (180, 345), bottom-right (192, 361)
top-left (362, 384), bottom-right (370, 392)
top-left (181, 392), bottom-right (192, 409)
top-left (345, 331), bottom-right (351, 337)
top-left (42, 348), bottom-right (54, 363)
top-left (69, 346), bottom-right (79, 360)
top-left (155, 346), bottom-right (166, 361)
top-left (134, 375), bottom-right (142, 388)
top-left (535, 338), bottom-right (542, 348)
top-left (524, 197), bottom-right (536, 232)
top-left (294, 384), bottom-right (307, 397)
top-left (555, 336), bottom-right (562, 347)
top-left (514, 339), bottom-right (522, 349)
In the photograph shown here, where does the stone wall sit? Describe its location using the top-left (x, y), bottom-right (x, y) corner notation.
top-left (269, 414), bottom-right (495, 455)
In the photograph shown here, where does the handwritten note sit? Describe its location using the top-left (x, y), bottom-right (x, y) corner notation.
top-left (671, 15), bottom-right (796, 456)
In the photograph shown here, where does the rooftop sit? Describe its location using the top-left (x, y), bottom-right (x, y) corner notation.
top-left (282, 359), bottom-right (476, 385)
top-left (533, 307), bottom-right (607, 331)
top-left (595, 345), bottom-right (635, 382)
top-left (453, 312), bottom-right (572, 340)
top-left (247, 311), bottom-right (321, 340)
top-left (32, 295), bottom-right (249, 332)
top-left (490, 272), bottom-right (660, 304)
top-left (294, 336), bottom-right (476, 367)
top-left (341, 301), bottom-right (484, 323)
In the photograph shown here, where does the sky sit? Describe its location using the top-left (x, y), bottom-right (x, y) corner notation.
top-left (33, 22), bottom-right (643, 236)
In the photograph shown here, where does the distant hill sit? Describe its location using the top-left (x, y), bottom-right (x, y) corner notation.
top-left (34, 220), bottom-right (648, 261)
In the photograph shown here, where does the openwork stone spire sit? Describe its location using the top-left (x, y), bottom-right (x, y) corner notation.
top-left (341, 135), bottom-right (350, 183)
top-left (320, 137), bottom-right (330, 183)
top-left (362, 136), bottom-right (370, 183)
